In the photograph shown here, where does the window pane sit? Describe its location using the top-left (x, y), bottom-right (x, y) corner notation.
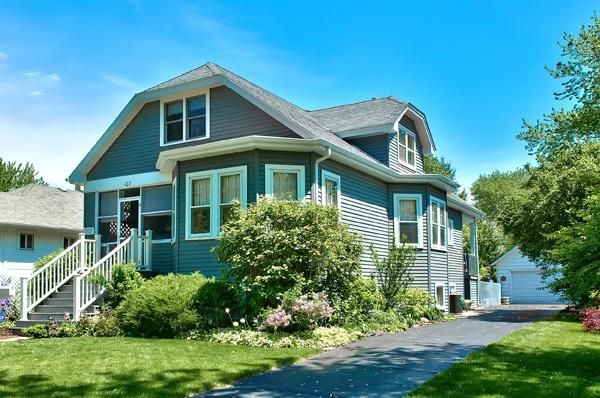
top-left (143, 214), bottom-right (172, 240)
top-left (187, 95), bottom-right (206, 118)
top-left (399, 223), bottom-right (418, 244)
top-left (408, 150), bottom-right (415, 166)
top-left (188, 117), bottom-right (206, 139)
top-left (220, 174), bottom-right (240, 204)
top-left (407, 134), bottom-right (415, 151)
top-left (119, 188), bottom-right (140, 198)
top-left (142, 185), bottom-right (172, 212)
top-left (436, 286), bottom-right (444, 306)
top-left (191, 207), bottom-right (210, 234)
top-left (166, 121), bottom-right (183, 142)
top-left (165, 100), bottom-right (183, 122)
top-left (432, 224), bottom-right (439, 245)
top-left (192, 178), bottom-right (211, 206)
top-left (440, 207), bottom-right (447, 226)
top-left (325, 178), bottom-right (338, 206)
top-left (99, 191), bottom-right (117, 217)
top-left (399, 199), bottom-right (417, 221)
top-left (220, 204), bottom-right (236, 227)
top-left (273, 172), bottom-right (298, 200)
top-left (399, 131), bottom-right (407, 147)
top-left (63, 237), bottom-right (75, 249)
top-left (431, 203), bottom-right (439, 224)
top-left (440, 226), bottom-right (447, 246)
top-left (399, 147), bottom-right (407, 163)
top-left (99, 217), bottom-right (118, 243)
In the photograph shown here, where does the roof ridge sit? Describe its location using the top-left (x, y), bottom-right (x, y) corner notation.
top-left (309, 96), bottom-right (397, 113)
top-left (144, 62), bottom-right (216, 92)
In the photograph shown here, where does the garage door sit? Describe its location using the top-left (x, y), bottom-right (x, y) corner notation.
top-left (511, 270), bottom-right (561, 304)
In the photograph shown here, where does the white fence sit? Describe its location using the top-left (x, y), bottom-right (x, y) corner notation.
top-left (479, 281), bottom-right (501, 307)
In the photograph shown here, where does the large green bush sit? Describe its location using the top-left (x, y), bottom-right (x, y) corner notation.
top-left (215, 199), bottom-right (364, 317)
top-left (337, 276), bottom-right (383, 323)
top-left (191, 278), bottom-right (242, 329)
top-left (397, 287), bottom-right (443, 321)
top-left (371, 242), bottom-right (416, 310)
top-left (100, 262), bottom-right (144, 308)
top-left (117, 273), bottom-right (206, 337)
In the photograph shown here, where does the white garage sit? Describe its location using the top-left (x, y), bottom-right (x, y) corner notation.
top-left (493, 247), bottom-right (562, 304)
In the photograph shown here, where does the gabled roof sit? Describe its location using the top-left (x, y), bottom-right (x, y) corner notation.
top-left (0, 184), bottom-right (83, 231)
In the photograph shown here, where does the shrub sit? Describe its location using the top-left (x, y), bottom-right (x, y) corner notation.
top-left (34, 249), bottom-right (63, 269)
top-left (117, 273), bottom-right (206, 338)
top-left (22, 324), bottom-right (49, 338)
top-left (337, 277), bottom-right (383, 323)
top-left (0, 297), bottom-right (19, 321)
top-left (215, 199), bottom-right (364, 317)
top-left (581, 307), bottom-right (600, 332)
top-left (0, 320), bottom-right (16, 336)
top-left (397, 287), bottom-right (437, 320)
top-left (191, 278), bottom-right (242, 329)
top-left (347, 309), bottom-right (409, 334)
top-left (262, 291), bottom-right (334, 332)
top-left (371, 242), bottom-right (416, 310)
top-left (95, 262), bottom-right (144, 308)
top-left (57, 322), bottom-right (79, 337)
top-left (92, 310), bottom-right (121, 337)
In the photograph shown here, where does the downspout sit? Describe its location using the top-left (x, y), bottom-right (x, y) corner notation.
top-left (312, 147), bottom-right (332, 202)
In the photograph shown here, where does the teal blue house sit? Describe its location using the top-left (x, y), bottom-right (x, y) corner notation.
top-left (68, 62), bottom-right (483, 309)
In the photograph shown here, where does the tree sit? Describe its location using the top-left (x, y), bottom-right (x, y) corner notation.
top-left (423, 155), bottom-right (456, 180)
top-left (370, 242), bottom-right (415, 310)
top-left (463, 219), bottom-right (510, 281)
top-left (470, 169), bottom-right (529, 221)
top-left (0, 158), bottom-right (46, 192)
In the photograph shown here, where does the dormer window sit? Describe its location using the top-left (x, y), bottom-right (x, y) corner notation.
top-left (398, 127), bottom-right (416, 168)
top-left (161, 90), bottom-right (210, 146)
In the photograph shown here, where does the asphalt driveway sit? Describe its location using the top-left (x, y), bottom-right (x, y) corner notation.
top-left (201, 304), bottom-right (564, 398)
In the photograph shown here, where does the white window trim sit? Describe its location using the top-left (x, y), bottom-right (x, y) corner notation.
top-left (321, 170), bottom-right (341, 209)
top-left (448, 219), bottom-right (455, 246)
top-left (265, 164), bottom-right (305, 201)
top-left (18, 231), bottom-right (35, 251)
top-left (393, 193), bottom-right (423, 248)
top-left (159, 87), bottom-right (211, 147)
top-left (434, 282), bottom-right (446, 309)
top-left (430, 195), bottom-right (448, 251)
top-left (61, 234), bottom-right (77, 249)
top-left (185, 165), bottom-right (247, 240)
top-left (171, 177), bottom-right (177, 244)
top-left (449, 282), bottom-right (457, 295)
top-left (397, 126), bottom-right (417, 170)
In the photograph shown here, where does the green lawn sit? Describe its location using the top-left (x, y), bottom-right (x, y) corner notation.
top-left (0, 337), bottom-right (319, 398)
top-left (410, 315), bottom-right (600, 397)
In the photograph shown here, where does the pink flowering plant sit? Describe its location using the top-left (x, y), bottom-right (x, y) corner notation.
top-left (261, 291), bottom-right (334, 332)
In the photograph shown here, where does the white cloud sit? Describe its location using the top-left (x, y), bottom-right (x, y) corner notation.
top-left (28, 90), bottom-right (44, 97)
top-left (0, 52), bottom-right (7, 61)
top-left (102, 74), bottom-right (139, 89)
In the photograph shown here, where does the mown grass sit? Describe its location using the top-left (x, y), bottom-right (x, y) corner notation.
top-left (410, 315), bottom-right (600, 397)
top-left (0, 337), bottom-right (318, 397)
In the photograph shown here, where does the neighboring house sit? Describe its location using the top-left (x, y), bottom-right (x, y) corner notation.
top-left (64, 62), bottom-right (482, 311)
top-left (0, 184), bottom-right (83, 279)
top-left (493, 246), bottom-right (562, 304)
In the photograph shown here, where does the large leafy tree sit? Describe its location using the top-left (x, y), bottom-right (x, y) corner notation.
top-left (0, 158), bottom-right (46, 192)
top-left (423, 155), bottom-right (456, 180)
top-left (470, 169), bottom-right (529, 221)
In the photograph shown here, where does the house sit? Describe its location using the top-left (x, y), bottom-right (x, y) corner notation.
top-left (18, 62), bottom-right (484, 323)
top-left (493, 246), bottom-right (563, 304)
top-left (0, 184), bottom-right (82, 291)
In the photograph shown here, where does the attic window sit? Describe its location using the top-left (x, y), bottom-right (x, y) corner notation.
top-left (398, 127), bottom-right (416, 169)
top-left (161, 90), bottom-right (210, 145)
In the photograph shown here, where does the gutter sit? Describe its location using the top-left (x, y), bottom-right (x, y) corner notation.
top-left (312, 147), bottom-right (332, 202)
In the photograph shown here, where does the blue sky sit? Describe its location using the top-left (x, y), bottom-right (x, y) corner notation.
top-left (0, 1), bottom-right (597, 189)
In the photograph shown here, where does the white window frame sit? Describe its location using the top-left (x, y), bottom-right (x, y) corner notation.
top-left (393, 193), bottom-right (423, 248)
top-left (171, 177), bottom-right (177, 244)
top-left (18, 231), bottom-right (35, 251)
top-left (321, 170), bottom-right (341, 209)
top-left (159, 88), bottom-right (211, 147)
top-left (430, 196), bottom-right (448, 251)
top-left (62, 234), bottom-right (77, 249)
top-left (397, 126), bottom-right (417, 170)
top-left (434, 282), bottom-right (446, 309)
top-left (449, 282), bottom-right (457, 295)
top-left (185, 166), bottom-right (247, 240)
top-left (265, 164), bottom-right (305, 201)
top-left (448, 219), bottom-right (455, 246)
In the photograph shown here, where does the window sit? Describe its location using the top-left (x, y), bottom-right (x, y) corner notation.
top-left (449, 283), bottom-right (457, 294)
top-left (398, 127), bottom-right (417, 168)
top-left (161, 91), bottom-right (209, 145)
top-left (393, 194), bottom-right (423, 247)
top-left (19, 233), bottom-right (34, 251)
top-left (171, 178), bottom-right (177, 243)
top-left (435, 283), bottom-right (445, 308)
top-left (97, 191), bottom-right (118, 251)
top-left (63, 236), bottom-right (76, 249)
top-left (265, 164), bottom-right (305, 201)
top-left (186, 166), bottom-right (247, 239)
top-left (448, 219), bottom-right (455, 246)
top-left (141, 185), bottom-right (173, 242)
top-left (321, 170), bottom-right (341, 209)
top-left (430, 196), bottom-right (447, 251)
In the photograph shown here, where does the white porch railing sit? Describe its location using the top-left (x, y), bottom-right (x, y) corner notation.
top-left (74, 229), bottom-right (152, 320)
top-left (20, 234), bottom-right (99, 321)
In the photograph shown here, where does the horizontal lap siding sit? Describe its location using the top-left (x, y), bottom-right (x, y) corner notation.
top-left (346, 134), bottom-right (390, 166)
top-left (152, 243), bottom-right (173, 274)
top-left (388, 184), bottom-right (429, 290)
top-left (389, 116), bottom-right (424, 174)
top-left (448, 209), bottom-right (464, 297)
top-left (87, 86), bottom-right (298, 181)
top-left (320, 160), bottom-right (389, 276)
top-left (176, 151), bottom-right (257, 275)
top-left (83, 193), bottom-right (95, 229)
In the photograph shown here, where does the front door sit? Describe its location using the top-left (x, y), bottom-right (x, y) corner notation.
top-left (119, 199), bottom-right (140, 241)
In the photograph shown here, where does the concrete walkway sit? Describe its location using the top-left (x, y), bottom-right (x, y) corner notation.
top-left (201, 305), bottom-right (563, 398)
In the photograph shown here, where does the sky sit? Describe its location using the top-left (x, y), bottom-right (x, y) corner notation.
top-left (0, 1), bottom-right (598, 190)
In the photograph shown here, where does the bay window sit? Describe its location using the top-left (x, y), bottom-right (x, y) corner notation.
top-left (393, 193), bottom-right (423, 247)
top-left (430, 196), bottom-right (447, 250)
top-left (186, 166), bottom-right (247, 239)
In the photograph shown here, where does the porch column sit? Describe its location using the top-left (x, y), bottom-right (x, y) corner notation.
top-left (469, 222), bottom-right (479, 278)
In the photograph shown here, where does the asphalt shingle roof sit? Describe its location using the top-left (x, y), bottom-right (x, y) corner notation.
top-left (0, 184), bottom-right (83, 231)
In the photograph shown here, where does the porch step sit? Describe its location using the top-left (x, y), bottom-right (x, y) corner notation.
top-left (34, 305), bottom-right (74, 314)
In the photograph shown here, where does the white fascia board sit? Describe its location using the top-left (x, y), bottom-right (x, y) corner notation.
top-left (491, 246), bottom-right (520, 268)
top-left (334, 124), bottom-right (395, 139)
top-left (394, 105), bottom-right (436, 155)
top-left (447, 195), bottom-right (485, 219)
top-left (83, 171), bottom-right (172, 193)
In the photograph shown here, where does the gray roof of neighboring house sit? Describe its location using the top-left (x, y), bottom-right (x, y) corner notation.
top-left (146, 62), bottom-right (386, 166)
top-left (309, 97), bottom-right (409, 133)
top-left (0, 184), bottom-right (83, 231)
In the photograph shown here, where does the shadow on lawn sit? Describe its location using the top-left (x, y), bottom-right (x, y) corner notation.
top-left (0, 356), bottom-right (303, 398)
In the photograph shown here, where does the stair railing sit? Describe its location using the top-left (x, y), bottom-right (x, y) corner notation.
top-left (20, 233), bottom-right (99, 321)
